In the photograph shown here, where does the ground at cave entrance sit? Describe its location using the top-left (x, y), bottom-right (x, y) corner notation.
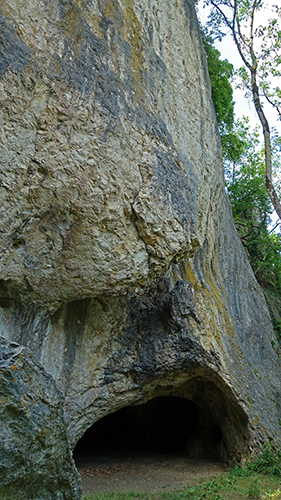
top-left (75, 451), bottom-right (228, 495)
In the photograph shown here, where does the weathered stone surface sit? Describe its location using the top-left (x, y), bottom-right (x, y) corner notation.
top-left (0, 337), bottom-right (82, 500)
top-left (0, 0), bottom-right (214, 311)
top-left (0, 0), bottom-right (281, 492)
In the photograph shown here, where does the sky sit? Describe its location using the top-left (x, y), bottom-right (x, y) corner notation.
top-left (197, 1), bottom-right (281, 132)
top-left (197, 1), bottom-right (281, 227)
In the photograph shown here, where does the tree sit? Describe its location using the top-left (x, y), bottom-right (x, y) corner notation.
top-left (225, 119), bottom-right (273, 263)
top-left (202, 30), bottom-right (281, 339)
top-left (202, 32), bottom-right (235, 132)
top-left (201, 31), bottom-right (246, 164)
top-left (225, 119), bottom-right (281, 285)
top-left (203, 0), bottom-right (281, 220)
top-left (225, 117), bottom-right (281, 338)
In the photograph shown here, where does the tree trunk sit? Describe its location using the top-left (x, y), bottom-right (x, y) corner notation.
top-left (251, 68), bottom-right (281, 221)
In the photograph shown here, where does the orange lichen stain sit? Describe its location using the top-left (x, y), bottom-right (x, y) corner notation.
top-left (203, 252), bottom-right (245, 358)
top-left (182, 260), bottom-right (202, 290)
top-left (102, 0), bottom-right (145, 100)
top-left (0, 4), bottom-right (16, 22)
top-left (72, 0), bottom-right (87, 8)
top-left (59, 5), bottom-right (95, 56)
top-left (0, 397), bottom-right (8, 411)
top-left (124, 7), bottom-right (145, 100)
top-left (252, 416), bottom-right (260, 426)
top-left (86, 9), bottom-right (107, 41)
top-left (11, 364), bottom-right (18, 371)
top-left (172, 267), bottom-right (181, 284)
top-left (102, 0), bottom-right (122, 26)
top-left (181, 261), bottom-right (224, 350)
top-left (184, 254), bottom-right (246, 369)
top-left (39, 430), bottom-right (45, 440)
top-left (203, 253), bottom-right (227, 310)
top-left (13, 379), bottom-right (16, 383)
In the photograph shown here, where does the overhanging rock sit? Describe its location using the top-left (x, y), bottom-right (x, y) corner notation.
top-left (0, 0), bottom-right (281, 496)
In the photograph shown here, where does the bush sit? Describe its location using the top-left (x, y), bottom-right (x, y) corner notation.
top-left (231, 444), bottom-right (281, 478)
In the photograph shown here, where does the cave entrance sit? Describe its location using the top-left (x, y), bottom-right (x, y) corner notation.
top-left (73, 396), bottom-right (223, 463)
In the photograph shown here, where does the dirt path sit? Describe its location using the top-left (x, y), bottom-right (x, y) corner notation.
top-left (75, 451), bottom-right (229, 495)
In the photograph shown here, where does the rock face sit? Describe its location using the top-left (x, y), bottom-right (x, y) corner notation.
top-left (0, 337), bottom-right (81, 499)
top-left (1, 0), bottom-right (281, 496)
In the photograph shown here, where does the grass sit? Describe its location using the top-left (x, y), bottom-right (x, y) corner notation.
top-left (82, 446), bottom-right (281, 500)
top-left (230, 444), bottom-right (281, 478)
top-left (82, 475), bottom-right (281, 500)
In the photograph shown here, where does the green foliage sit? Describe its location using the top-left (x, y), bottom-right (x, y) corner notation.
top-left (81, 471), bottom-right (281, 500)
top-left (82, 492), bottom-right (146, 500)
top-left (231, 444), bottom-right (281, 478)
top-left (201, 32), bottom-right (246, 165)
top-left (264, 290), bottom-right (281, 342)
top-left (201, 23), bottom-right (281, 341)
top-left (162, 479), bottom-right (224, 500)
top-left (202, 0), bottom-right (281, 223)
top-left (204, 0), bottom-right (281, 104)
top-left (247, 481), bottom-right (261, 499)
top-left (202, 32), bottom-right (234, 132)
top-left (226, 121), bottom-right (271, 225)
top-left (256, 6), bottom-right (281, 119)
top-left (224, 119), bottom-right (281, 295)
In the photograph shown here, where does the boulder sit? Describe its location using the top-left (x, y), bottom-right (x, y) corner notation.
top-left (0, 337), bottom-right (81, 500)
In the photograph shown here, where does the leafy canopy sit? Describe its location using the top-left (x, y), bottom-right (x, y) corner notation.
top-left (202, 33), bottom-right (281, 338)
top-left (201, 31), bottom-right (246, 164)
top-left (202, 32), bottom-right (234, 133)
top-left (202, 0), bottom-right (281, 221)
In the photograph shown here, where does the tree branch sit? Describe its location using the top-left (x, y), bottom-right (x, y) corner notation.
top-left (254, 239), bottom-right (279, 275)
top-left (263, 91), bottom-right (281, 119)
top-left (234, 0), bottom-right (251, 49)
top-left (268, 221), bottom-right (281, 235)
top-left (207, 0), bottom-right (281, 221)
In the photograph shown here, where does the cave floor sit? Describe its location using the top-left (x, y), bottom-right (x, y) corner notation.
top-left (76, 451), bottom-right (228, 495)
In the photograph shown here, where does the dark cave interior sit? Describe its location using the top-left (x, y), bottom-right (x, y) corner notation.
top-left (73, 396), bottom-right (223, 462)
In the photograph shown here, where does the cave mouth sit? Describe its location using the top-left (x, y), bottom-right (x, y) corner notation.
top-left (73, 396), bottom-right (223, 463)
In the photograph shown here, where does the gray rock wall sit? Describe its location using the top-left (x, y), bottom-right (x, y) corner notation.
top-left (0, 0), bottom-right (281, 497)
top-left (0, 0), bottom-right (219, 311)
top-left (0, 337), bottom-right (81, 499)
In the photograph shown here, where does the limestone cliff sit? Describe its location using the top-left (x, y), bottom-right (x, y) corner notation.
top-left (0, 0), bottom-right (281, 498)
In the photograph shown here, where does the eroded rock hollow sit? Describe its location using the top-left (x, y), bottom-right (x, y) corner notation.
top-left (1, 0), bottom-right (281, 498)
